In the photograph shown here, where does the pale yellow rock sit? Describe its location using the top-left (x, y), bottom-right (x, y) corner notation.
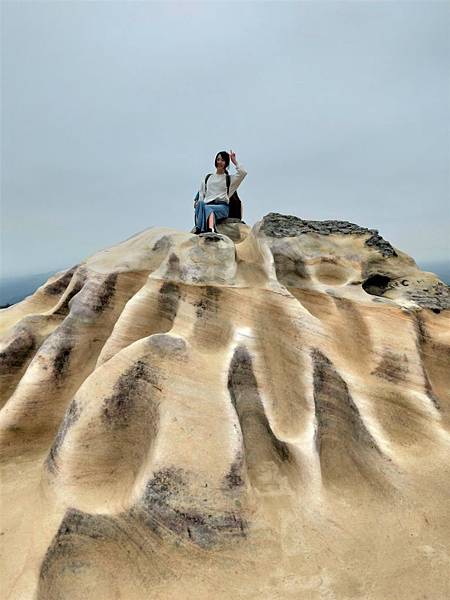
top-left (1, 213), bottom-right (449, 599)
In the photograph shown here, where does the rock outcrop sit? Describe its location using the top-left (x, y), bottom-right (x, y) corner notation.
top-left (1, 213), bottom-right (449, 599)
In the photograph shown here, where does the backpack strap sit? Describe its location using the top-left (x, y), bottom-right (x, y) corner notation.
top-left (205, 172), bottom-right (231, 196)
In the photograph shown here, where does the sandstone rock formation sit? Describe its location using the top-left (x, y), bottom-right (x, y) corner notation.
top-left (1, 213), bottom-right (449, 599)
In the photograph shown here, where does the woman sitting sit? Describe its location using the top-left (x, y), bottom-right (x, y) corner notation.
top-left (194, 150), bottom-right (247, 234)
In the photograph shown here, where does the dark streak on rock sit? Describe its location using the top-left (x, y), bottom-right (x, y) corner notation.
top-left (158, 281), bottom-right (181, 323)
top-left (91, 273), bottom-right (118, 314)
top-left (53, 269), bottom-right (88, 316)
top-left (152, 235), bottom-right (172, 253)
top-left (166, 253), bottom-right (180, 275)
top-left (53, 340), bottom-right (74, 382)
top-left (412, 314), bottom-right (441, 409)
top-left (193, 286), bottom-right (221, 319)
top-left (372, 350), bottom-right (409, 384)
top-left (46, 399), bottom-right (81, 473)
top-left (43, 266), bottom-right (78, 296)
top-left (333, 296), bottom-right (369, 331)
top-left (147, 334), bottom-right (187, 358)
top-left (311, 348), bottom-right (382, 455)
top-left (143, 467), bottom-right (186, 505)
top-left (102, 360), bottom-right (161, 429)
top-left (224, 453), bottom-right (245, 489)
top-left (0, 328), bottom-right (36, 373)
top-left (272, 251), bottom-right (309, 284)
top-left (227, 345), bottom-right (292, 465)
top-left (38, 507), bottom-right (159, 597)
top-left (138, 467), bottom-right (247, 548)
top-left (39, 508), bottom-right (116, 582)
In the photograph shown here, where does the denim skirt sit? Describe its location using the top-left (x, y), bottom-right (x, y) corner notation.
top-left (194, 199), bottom-right (229, 232)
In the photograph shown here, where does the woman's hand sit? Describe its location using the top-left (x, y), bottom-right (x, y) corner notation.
top-left (229, 149), bottom-right (238, 165)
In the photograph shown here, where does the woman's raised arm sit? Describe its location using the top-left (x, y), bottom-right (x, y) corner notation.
top-left (228, 162), bottom-right (247, 198)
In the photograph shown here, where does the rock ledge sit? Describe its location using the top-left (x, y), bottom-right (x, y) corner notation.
top-left (260, 212), bottom-right (397, 257)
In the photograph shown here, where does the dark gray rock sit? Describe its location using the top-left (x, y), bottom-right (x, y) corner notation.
top-left (260, 213), bottom-right (397, 258)
top-left (407, 281), bottom-right (450, 311)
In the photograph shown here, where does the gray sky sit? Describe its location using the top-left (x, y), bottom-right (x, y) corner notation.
top-left (2, 0), bottom-right (449, 279)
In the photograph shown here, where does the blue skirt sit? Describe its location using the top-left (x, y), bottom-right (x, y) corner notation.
top-left (194, 200), bottom-right (229, 232)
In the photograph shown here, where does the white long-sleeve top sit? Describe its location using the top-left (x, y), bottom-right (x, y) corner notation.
top-left (197, 163), bottom-right (247, 205)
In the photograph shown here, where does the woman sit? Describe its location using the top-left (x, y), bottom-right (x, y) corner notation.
top-left (194, 150), bottom-right (247, 234)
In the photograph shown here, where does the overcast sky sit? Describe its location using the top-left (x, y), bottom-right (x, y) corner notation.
top-left (2, 0), bottom-right (449, 279)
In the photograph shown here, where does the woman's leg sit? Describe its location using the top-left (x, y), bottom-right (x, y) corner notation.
top-left (195, 200), bottom-right (208, 232)
top-left (195, 203), bottom-right (227, 233)
top-left (208, 206), bottom-right (229, 231)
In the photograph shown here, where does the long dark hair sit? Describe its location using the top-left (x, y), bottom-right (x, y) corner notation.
top-left (214, 151), bottom-right (230, 174)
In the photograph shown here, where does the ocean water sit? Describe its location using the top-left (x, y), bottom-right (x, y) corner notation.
top-left (0, 270), bottom-right (57, 308)
top-left (418, 261), bottom-right (450, 286)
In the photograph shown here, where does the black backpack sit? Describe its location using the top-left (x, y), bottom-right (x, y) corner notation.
top-left (204, 172), bottom-right (243, 220)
